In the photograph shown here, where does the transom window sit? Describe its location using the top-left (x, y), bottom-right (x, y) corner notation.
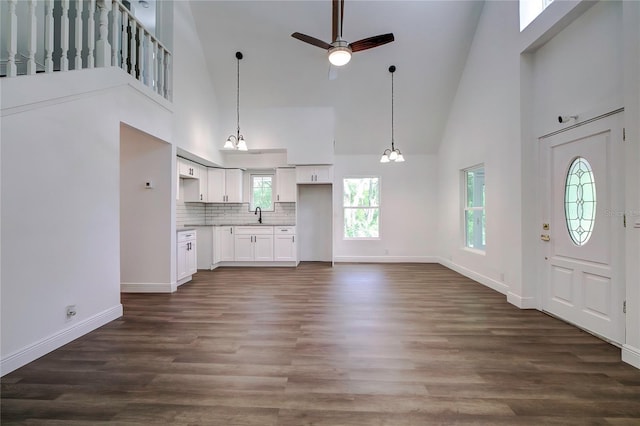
top-left (343, 177), bottom-right (380, 239)
top-left (250, 174), bottom-right (273, 211)
top-left (564, 157), bottom-right (596, 246)
top-left (520, 0), bottom-right (555, 31)
top-left (463, 166), bottom-right (485, 251)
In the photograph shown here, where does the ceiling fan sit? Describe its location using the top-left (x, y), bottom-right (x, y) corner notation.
top-left (291, 0), bottom-right (394, 67)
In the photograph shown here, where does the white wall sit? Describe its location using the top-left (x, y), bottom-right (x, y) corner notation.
top-left (171, 1), bottom-right (224, 166)
top-left (120, 124), bottom-right (175, 293)
top-left (0, 68), bottom-right (173, 375)
top-left (437, 1), bottom-right (522, 296)
top-left (332, 154), bottom-right (437, 262)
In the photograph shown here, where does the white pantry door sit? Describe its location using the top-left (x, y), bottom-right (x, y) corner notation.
top-left (540, 114), bottom-right (625, 344)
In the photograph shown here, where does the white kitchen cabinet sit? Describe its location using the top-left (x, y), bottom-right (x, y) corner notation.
top-left (208, 168), bottom-right (244, 203)
top-left (177, 230), bottom-right (197, 284)
top-left (276, 168), bottom-right (297, 202)
top-left (274, 226), bottom-right (297, 262)
top-left (234, 226), bottom-right (274, 261)
top-left (178, 158), bottom-right (199, 179)
top-left (215, 226), bottom-right (235, 262)
top-left (296, 165), bottom-right (333, 184)
top-left (183, 164), bottom-right (208, 202)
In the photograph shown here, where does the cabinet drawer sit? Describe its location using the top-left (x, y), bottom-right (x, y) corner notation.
top-left (274, 226), bottom-right (296, 235)
top-left (178, 230), bottom-right (196, 242)
top-left (234, 226), bottom-right (274, 235)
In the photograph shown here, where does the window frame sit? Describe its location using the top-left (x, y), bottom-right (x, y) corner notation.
top-left (249, 173), bottom-right (274, 212)
top-left (462, 165), bottom-right (486, 253)
top-left (343, 176), bottom-right (381, 240)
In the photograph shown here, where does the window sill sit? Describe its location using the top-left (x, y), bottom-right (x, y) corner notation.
top-left (462, 247), bottom-right (486, 256)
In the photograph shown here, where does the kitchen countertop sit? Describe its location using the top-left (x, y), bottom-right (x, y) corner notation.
top-left (177, 228), bottom-right (196, 232)
top-left (183, 223), bottom-right (296, 227)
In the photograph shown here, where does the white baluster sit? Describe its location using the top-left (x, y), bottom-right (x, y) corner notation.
top-left (152, 39), bottom-right (158, 91)
top-left (60, 0), bottom-right (70, 71)
top-left (164, 52), bottom-right (171, 100)
top-left (130, 19), bottom-right (137, 77)
top-left (157, 45), bottom-right (164, 96)
top-left (87, 0), bottom-right (96, 68)
top-left (44, 0), bottom-right (54, 73)
top-left (95, 0), bottom-right (111, 67)
top-left (121, 11), bottom-right (128, 72)
top-left (110, 1), bottom-right (119, 67)
top-left (26, 0), bottom-right (37, 75)
top-left (144, 32), bottom-right (153, 87)
top-left (6, 0), bottom-right (17, 77)
top-left (74, 0), bottom-right (84, 70)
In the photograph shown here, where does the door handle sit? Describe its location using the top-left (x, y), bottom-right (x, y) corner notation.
top-left (541, 234), bottom-right (550, 241)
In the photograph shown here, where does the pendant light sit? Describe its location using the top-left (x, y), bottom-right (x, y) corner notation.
top-left (380, 65), bottom-right (404, 163)
top-left (224, 52), bottom-right (248, 151)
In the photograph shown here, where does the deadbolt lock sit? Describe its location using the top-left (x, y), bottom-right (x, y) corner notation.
top-left (542, 223), bottom-right (550, 230)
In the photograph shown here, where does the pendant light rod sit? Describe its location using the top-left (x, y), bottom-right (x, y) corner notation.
top-left (380, 65), bottom-right (404, 163)
top-left (224, 51), bottom-right (247, 151)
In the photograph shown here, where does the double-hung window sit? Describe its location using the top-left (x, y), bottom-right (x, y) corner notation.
top-left (464, 166), bottom-right (485, 251)
top-left (250, 174), bottom-right (273, 211)
top-left (343, 177), bottom-right (380, 239)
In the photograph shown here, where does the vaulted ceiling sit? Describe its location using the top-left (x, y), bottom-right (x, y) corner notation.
top-left (190, 1), bottom-right (484, 155)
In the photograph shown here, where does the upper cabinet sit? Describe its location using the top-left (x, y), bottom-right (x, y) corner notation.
top-left (296, 165), bottom-right (333, 184)
top-left (178, 157), bottom-right (199, 179)
top-left (207, 168), bottom-right (243, 203)
top-left (276, 168), bottom-right (297, 202)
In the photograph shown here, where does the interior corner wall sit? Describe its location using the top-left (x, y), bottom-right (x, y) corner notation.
top-left (332, 154), bottom-right (437, 263)
top-left (120, 124), bottom-right (174, 292)
top-left (1, 80), bottom-right (123, 375)
top-left (171, 1), bottom-right (224, 166)
top-left (437, 1), bottom-right (522, 297)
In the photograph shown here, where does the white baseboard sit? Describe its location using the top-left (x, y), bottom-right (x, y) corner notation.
top-left (121, 282), bottom-right (176, 293)
top-left (213, 261), bottom-right (299, 268)
top-left (333, 256), bottom-right (439, 263)
top-left (438, 257), bottom-right (509, 295)
top-left (1, 304), bottom-right (123, 376)
top-left (507, 291), bottom-right (538, 309)
top-left (622, 344), bottom-right (640, 369)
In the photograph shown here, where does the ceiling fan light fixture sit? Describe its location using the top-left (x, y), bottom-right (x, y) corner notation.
top-left (328, 40), bottom-right (352, 66)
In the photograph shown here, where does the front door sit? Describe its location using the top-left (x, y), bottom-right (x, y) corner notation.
top-left (540, 113), bottom-right (625, 344)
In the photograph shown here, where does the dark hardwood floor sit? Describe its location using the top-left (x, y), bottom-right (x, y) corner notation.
top-left (2, 263), bottom-right (640, 425)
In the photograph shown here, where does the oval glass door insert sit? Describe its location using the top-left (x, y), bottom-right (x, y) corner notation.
top-left (564, 157), bottom-right (596, 246)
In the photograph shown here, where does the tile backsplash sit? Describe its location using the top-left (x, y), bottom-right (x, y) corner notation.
top-left (177, 202), bottom-right (295, 227)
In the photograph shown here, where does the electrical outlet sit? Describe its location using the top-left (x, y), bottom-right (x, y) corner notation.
top-left (66, 305), bottom-right (77, 320)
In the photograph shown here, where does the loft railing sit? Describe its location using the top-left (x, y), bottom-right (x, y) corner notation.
top-left (1, 0), bottom-right (171, 101)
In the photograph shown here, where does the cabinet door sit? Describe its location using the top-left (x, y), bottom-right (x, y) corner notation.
top-left (254, 235), bottom-right (274, 261)
top-left (186, 240), bottom-right (197, 275)
top-left (276, 168), bottom-right (297, 202)
top-left (197, 165), bottom-right (208, 202)
top-left (314, 166), bottom-right (333, 183)
top-left (217, 226), bottom-right (235, 261)
top-left (296, 166), bottom-right (315, 184)
top-left (234, 234), bottom-right (254, 261)
top-left (274, 235), bottom-right (296, 261)
top-left (225, 169), bottom-right (244, 202)
top-left (178, 158), bottom-right (198, 178)
top-left (207, 168), bottom-right (226, 202)
top-left (177, 241), bottom-right (188, 280)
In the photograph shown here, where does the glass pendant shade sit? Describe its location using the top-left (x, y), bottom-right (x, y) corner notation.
top-left (396, 153), bottom-right (405, 162)
top-left (224, 137), bottom-right (235, 149)
top-left (236, 136), bottom-right (248, 151)
top-left (389, 150), bottom-right (398, 161)
top-left (380, 154), bottom-right (390, 163)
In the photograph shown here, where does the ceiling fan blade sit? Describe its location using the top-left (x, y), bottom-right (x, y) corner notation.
top-left (291, 32), bottom-right (332, 50)
top-left (332, 0), bottom-right (338, 41)
top-left (349, 33), bottom-right (395, 52)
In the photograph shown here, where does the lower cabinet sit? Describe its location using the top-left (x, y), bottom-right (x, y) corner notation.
top-left (274, 227), bottom-right (297, 261)
top-left (211, 225), bottom-right (297, 266)
top-left (234, 227), bottom-right (274, 261)
top-left (177, 230), bottom-right (197, 284)
top-left (215, 226), bottom-right (235, 262)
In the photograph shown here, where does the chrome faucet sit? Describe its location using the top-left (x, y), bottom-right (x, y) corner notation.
top-left (255, 207), bottom-right (262, 224)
